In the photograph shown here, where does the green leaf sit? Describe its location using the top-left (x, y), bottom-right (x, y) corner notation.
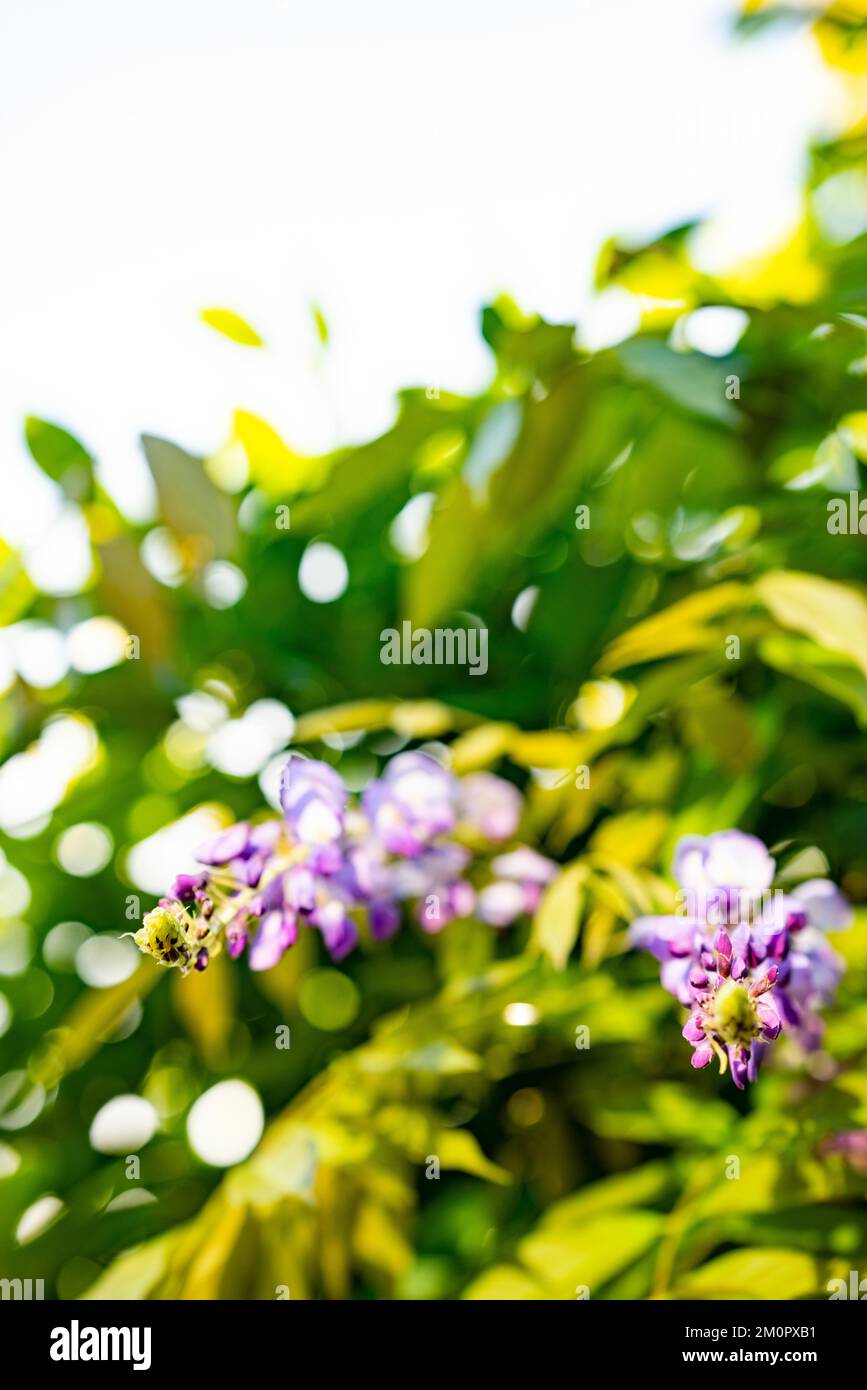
top-left (541, 1162), bottom-right (673, 1228)
top-left (758, 632), bottom-right (867, 725)
top-left (171, 951), bottom-right (236, 1067)
top-left (434, 1128), bottom-right (510, 1185)
top-left (352, 1202), bottom-right (412, 1280)
top-left (519, 1210), bottom-right (663, 1298)
top-left (312, 302), bottom-right (329, 347)
top-left (463, 1265), bottom-right (548, 1300)
top-left (0, 536), bottom-right (36, 625)
top-left (673, 1247), bottom-right (819, 1301)
top-left (24, 416), bottom-right (94, 499)
top-left (617, 337), bottom-right (741, 426)
top-left (590, 809), bottom-right (669, 868)
top-left (292, 698), bottom-right (474, 745)
top-left (141, 434), bottom-right (237, 558)
top-left (200, 307), bottom-right (264, 347)
top-left (531, 861), bottom-right (588, 969)
top-left (598, 582), bottom-right (750, 672)
top-left (291, 402), bottom-right (438, 534)
top-left (719, 1206), bottom-right (867, 1257)
top-left (581, 1081), bottom-right (738, 1149)
top-left (81, 1230), bottom-right (175, 1300)
top-left (757, 570), bottom-right (867, 680)
top-left (449, 722), bottom-right (518, 773)
top-left (359, 1038), bottom-right (482, 1076)
top-left (232, 410), bottom-right (325, 498)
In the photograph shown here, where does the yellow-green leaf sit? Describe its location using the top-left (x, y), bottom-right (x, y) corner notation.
top-left (201, 307), bottom-right (264, 347)
top-left (463, 1265), bottom-right (548, 1300)
top-left (590, 809), bottom-right (669, 868)
top-left (450, 721), bottom-right (518, 773)
top-left (542, 1162), bottom-right (673, 1228)
top-left (81, 1231), bottom-right (176, 1300)
top-left (757, 570), bottom-right (867, 680)
top-left (352, 1202), bottom-right (412, 1280)
top-left (674, 1247), bottom-right (819, 1301)
top-left (519, 1210), bottom-right (663, 1298)
top-left (598, 582), bottom-right (750, 673)
top-left (435, 1128), bottom-right (511, 1185)
top-left (171, 950), bottom-right (236, 1067)
top-left (531, 861), bottom-right (588, 969)
top-left (232, 409), bottom-right (325, 497)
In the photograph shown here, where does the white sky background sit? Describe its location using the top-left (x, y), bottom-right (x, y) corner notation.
top-left (0, 0), bottom-right (838, 547)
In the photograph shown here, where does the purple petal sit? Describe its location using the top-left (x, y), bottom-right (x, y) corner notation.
top-left (286, 865), bottom-right (316, 913)
top-left (682, 1014), bottom-right (705, 1043)
top-left (249, 909), bottom-right (297, 971)
top-left (281, 759), bottom-right (346, 845)
top-left (491, 846), bottom-right (557, 885)
top-left (673, 835), bottom-right (711, 894)
top-left (476, 880), bottom-right (526, 927)
top-left (661, 956), bottom-right (695, 1005)
top-left (322, 915), bottom-right (358, 961)
top-left (628, 915), bottom-right (701, 963)
top-left (459, 773), bottom-right (522, 843)
top-left (195, 822), bottom-right (252, 865)
top-left (364, 751), bottom-right (458, 850)
top-left (704, 831), bottom-right (775, 894)
top-left (170, 872), bottom-right (207, 902)
top-left (370, 900), bottom-right (401, 941)
top-left (792, 879), bottom-right (853, 932)
top-left (756, 998), bottom-right (782, 1040)
top-left (729, 1045), bottom-right (749, 1089)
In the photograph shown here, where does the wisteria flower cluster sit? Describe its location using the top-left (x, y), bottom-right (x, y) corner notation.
top-left (629, 831), bottom-right (852, 1088)
top-left (133, 752), bottom-right (557, 974)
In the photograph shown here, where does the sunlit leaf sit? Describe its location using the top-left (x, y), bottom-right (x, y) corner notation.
top-left (757, 570), bottom-right (867, 680)
top-left (463, 1265), bottom-right (548, 1300)
top-left (531, 861), bottom-right (588, 969)
top-left (200, 307), bottom-right (264, 347)
top-left (141, 434), bottom-right (237, 559)
top-left (232, 409), bottom-right (325, 497)
top-left (519, 1210), bottom-right (663, 1298)
top-left (673, 1247), bottom-right (819, 1301)
top-left (24, 416), bottom-right (94, 500)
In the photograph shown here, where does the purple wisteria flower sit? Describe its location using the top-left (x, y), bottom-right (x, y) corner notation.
top-left (133, 752), bottom-right (543, 974)
top-left (458, 773), bottom-right (522, 843)
top-left (280, 758), bottom-right (346, 845)
top-left (476, 847), bottom-right (558, 927)
top-left (362, 751), bottom-right (457, 856)
top-left (630, 831), bottom-right (852, 1088)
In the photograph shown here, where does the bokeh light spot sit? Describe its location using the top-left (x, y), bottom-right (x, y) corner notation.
top-left (89, 1095), bottom-right (159, 1154)
top-left (298, 968), bottom-right (361, 1031)
top-left (55, 822), bottom-right (113, 876)
top-left (298, 542), bottom-right (348, 603)
top-left (76, 933), bottom-right (139, 988)
top-left (187, 1079), bottom-right (264, 1167)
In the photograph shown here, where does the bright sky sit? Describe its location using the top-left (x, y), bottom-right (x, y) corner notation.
top-left (0, 0), bottom-right (837, 547)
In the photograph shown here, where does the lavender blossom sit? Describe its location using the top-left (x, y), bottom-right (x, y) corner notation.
top-left (280, 759), bottom-right (346, 845)
top-left (476, 846), bottom-right (558, 927)
top-left (362, 751), bottom-right (457, 856)
top-left (458, 773), bottom-right (522, 843)
top-left (133, 746), bottom-right (542, 974)
top-left (630, 831), bottom-right (851, 1087)
top-left (681, 929), bottom-right (781, 1089)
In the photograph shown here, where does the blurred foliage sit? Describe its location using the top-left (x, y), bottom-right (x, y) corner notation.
top-left (2, 0), bottom-right (867, 1301)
